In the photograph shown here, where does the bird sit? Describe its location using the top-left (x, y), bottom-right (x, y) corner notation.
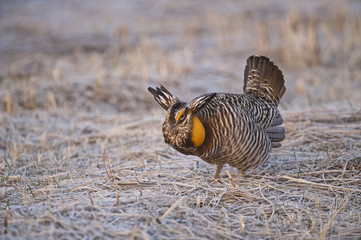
top-left (148, 55), bottom-right (286, 178)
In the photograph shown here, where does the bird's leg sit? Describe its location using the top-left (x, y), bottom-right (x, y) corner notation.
top-left (213, 165), bottom-right (223, 179)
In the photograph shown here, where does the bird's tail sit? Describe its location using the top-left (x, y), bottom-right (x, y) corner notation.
top-left (265, 112), bottom-right (285, 148)
top-left (243, 55), bottom-right (286, 105)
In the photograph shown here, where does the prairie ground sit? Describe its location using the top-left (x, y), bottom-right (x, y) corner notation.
top-left (1, 0), bottom-right (361, 239)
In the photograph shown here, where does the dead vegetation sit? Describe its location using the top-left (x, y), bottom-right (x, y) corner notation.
top-left (1, 0), bottom-right (361, 239)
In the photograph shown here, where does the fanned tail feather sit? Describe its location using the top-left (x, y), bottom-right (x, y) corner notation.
top-left (244, 55), bottom-right (286, 105)
top-left (266, 113), bottom-right (285, 148)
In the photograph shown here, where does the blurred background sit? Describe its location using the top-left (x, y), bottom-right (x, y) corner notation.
top-left (1, 0), bottom-right (360, 115)
top-left (1, 1), bottom-right (361, 239)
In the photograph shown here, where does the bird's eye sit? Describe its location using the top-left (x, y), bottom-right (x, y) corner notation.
top-left (176, 109), bottom-right (186, 122)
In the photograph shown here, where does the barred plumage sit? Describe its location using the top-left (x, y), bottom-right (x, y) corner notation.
top-left (148, 55), bottom-right (286, 178)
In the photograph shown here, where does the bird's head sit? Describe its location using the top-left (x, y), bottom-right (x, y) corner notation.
top-left (148, 85), bottom-right (216, 152)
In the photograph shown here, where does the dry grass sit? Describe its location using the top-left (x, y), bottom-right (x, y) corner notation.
top-left (1, 0), bottom-right (361, 239)
top-left (1, 107), bottom-right (360, 239)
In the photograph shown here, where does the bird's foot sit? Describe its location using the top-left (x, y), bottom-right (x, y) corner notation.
top-left (213, 165), bottom-right (223, 179)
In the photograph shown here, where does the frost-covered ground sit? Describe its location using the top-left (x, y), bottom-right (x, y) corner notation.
top-left (1, 1), bottom-right (360, 239)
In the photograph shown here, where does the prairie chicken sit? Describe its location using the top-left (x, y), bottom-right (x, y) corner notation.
top-left (148, 55), bottom-right (286, 178)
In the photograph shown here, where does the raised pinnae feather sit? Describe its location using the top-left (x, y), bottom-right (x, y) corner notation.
top-left (189, 93), bottom-right (217, 113)
top-left (148, 85), bottom-right (178, 110)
